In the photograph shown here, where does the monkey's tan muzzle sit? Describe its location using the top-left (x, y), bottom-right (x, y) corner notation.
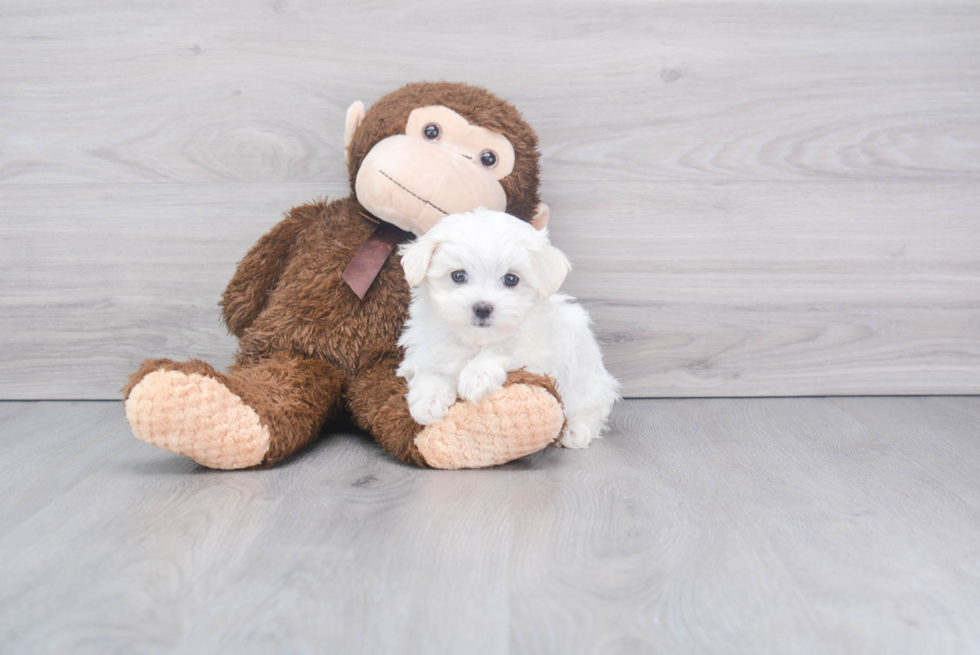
top-left (355, 135), bottom-right (508, 235)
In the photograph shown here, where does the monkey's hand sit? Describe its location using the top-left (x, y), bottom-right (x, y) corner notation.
top-left (414, 370), bottom-right (564, 469)
top-left (220, 208), bottom-right (316, 337)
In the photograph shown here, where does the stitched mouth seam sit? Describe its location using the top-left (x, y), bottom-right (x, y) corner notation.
top-left (379, 170), bottom-right (449, 216)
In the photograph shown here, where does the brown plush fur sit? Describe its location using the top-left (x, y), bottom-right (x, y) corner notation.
top-left (124, 82), bottom-right (557, 467)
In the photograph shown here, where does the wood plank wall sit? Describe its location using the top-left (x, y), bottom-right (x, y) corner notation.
top-left (1, 1), bottom-right (978, 399)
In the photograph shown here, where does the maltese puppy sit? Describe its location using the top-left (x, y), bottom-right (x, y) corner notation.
top-left (396, 208), bottom-right (620, 449)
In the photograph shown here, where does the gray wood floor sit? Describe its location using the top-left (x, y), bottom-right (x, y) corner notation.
top-left (2, 397), bottom-right (979, 654)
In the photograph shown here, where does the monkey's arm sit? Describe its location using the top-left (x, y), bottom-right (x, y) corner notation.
top-left (220, 208), bottom-right (315, 337)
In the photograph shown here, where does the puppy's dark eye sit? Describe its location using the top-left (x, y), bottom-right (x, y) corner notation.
top-left (423, 124), bottom-right (441, 141)
top-left (480, 150), bottom-right (498, 168)
top-left (451, 270), bottom-right (468, 284)
top-left (503, 273), bottom-right (519, 287)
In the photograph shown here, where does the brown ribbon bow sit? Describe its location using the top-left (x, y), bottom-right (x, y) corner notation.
top-left (342, 212), bottom-right (414, 300)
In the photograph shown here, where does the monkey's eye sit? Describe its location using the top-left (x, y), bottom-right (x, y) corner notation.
top-left (423, 124), bottom-right (441, 141)
top-left (451, 270), bottom-right (468, 284)
top-left (480, 150), bottom-right (498, 168)
top-left (503, 273), bottom-right (519, 287)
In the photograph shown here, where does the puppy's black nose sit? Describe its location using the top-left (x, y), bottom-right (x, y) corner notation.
top-left (473, 302), bottom-right (493, 321)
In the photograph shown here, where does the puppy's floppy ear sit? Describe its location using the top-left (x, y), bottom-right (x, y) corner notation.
top-left (399, 234), bottom-right (440, 287)
top-left (533, 241), bottom-right (572, 297)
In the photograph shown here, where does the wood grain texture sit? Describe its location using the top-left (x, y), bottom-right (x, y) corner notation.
top-left (2, 2), bottom-right (978, 185)
top-left (2, 397), bottom-right (979, 653)
top-left (2, 181), bottom-right (977, 398)
top-left (1, 1), bottom-right (979, 398)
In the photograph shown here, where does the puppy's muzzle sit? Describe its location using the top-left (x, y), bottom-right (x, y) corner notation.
top-left (473, 302), bottom-right (494, 327)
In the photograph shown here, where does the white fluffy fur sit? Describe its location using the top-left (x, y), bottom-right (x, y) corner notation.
top-left (396, 208), bottom-right (620, 449)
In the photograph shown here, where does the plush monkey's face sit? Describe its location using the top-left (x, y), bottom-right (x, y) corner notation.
top-left (344, 83), bottom-right (548, 236)
top-left (355, 106), bottom-right (515, 234)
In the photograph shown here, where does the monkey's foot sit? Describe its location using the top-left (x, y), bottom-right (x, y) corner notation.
top-left (414, 371), bottom-right (564, 470)
top-left (124, 361), bottom-right (270, 470)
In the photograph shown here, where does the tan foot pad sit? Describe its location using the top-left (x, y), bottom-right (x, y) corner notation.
top-left (415, 383), bottom-right (564, 470)
top-left (125, 370), bottom-right (270, 470)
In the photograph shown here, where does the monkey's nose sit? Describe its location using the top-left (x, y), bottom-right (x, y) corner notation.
top-left (473, 303), bottom-right (493, 321)
top-left (442, 139), bottom-right (478, 161)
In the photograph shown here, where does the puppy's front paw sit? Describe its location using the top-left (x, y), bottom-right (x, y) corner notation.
top-left (408, 386), bottom-right (456, 426)
top-left (558, 420), bottom-right (599, 449)
top-left (458, 363), bottom-right (508, 403)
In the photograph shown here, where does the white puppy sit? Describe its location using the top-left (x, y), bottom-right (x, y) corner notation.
top-left (396, 208), bottom-right (619, 449)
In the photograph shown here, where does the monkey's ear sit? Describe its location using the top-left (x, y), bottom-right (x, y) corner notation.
top-left (344, 101), bottom-right (366, 165)
top-left (534, 242), bottom-right (571, 297)
top-left (399, 236), bottom-right (440, 288)
top-left (530, 203), bottom-right (550, 231)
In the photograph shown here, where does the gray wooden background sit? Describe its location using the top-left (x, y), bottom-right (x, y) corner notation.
top-left (2, 1), bottom-right (978, 400)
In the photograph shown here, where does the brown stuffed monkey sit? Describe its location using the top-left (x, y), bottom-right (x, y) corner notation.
top-left (123, 82), bottom-right (565, 470)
